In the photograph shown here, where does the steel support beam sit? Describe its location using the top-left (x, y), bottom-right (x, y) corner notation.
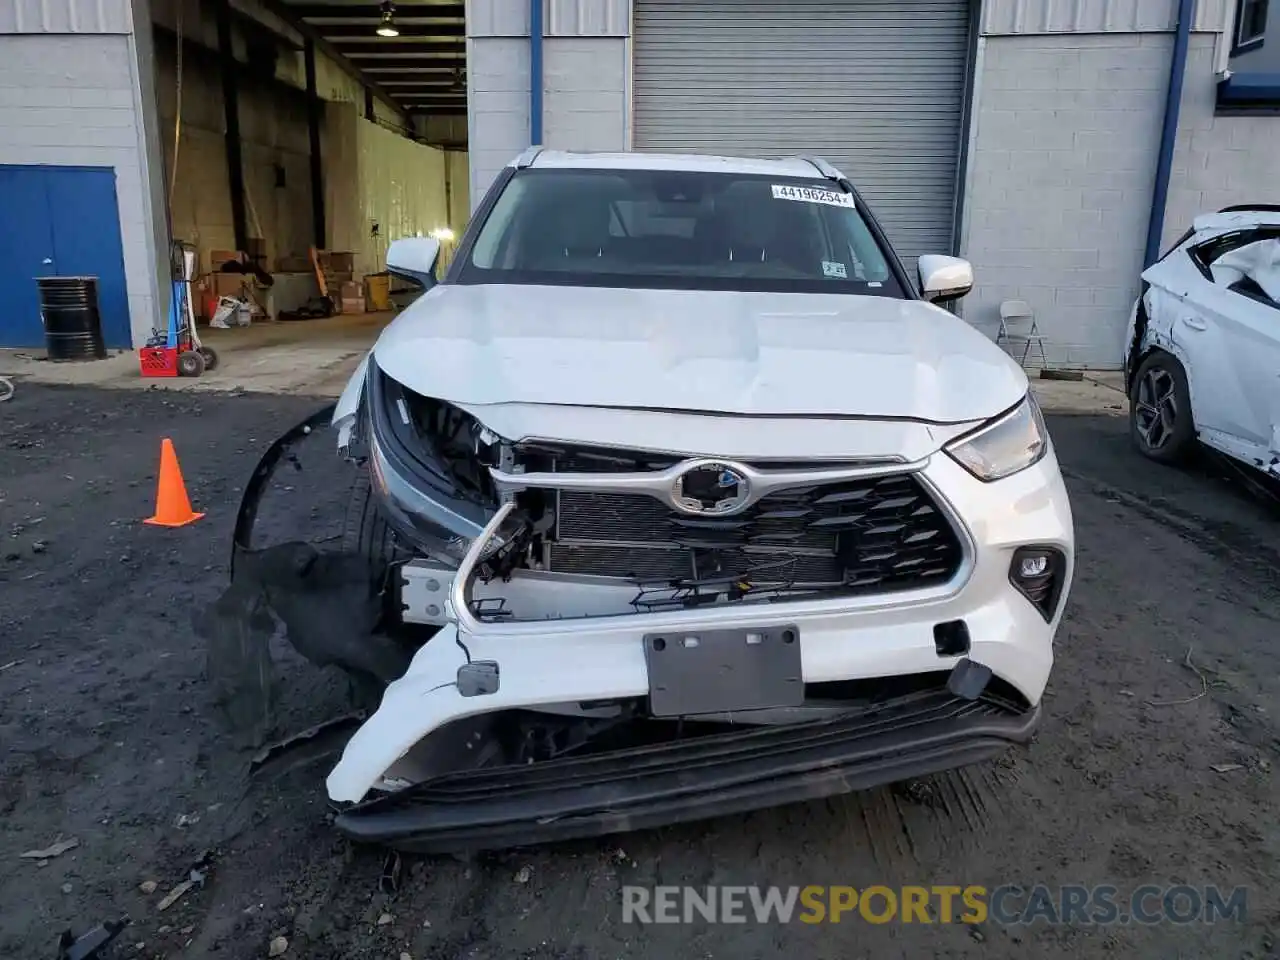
top-left (304, 39), bottom-right (327, 248)
top-left (215, 0), bottom-right (248, 252)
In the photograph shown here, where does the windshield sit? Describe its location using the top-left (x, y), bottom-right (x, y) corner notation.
top-left (457, 168), bottom-right (905, 297)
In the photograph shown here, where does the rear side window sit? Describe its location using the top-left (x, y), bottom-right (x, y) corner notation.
top-left (1190, 228), bottom-right (1280, 311)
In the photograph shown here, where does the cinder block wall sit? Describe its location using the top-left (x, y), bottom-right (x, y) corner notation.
top-left (960, 0), bottom-right (1276, 370)
top-left (0, 8), bottom-right (163, 348)
top-left (466, 0), bottom-right (630, 211)
top-left (1163, 33), bottom-right (1280, 248)
top-left (961, 32), bottom-right (1172, 369)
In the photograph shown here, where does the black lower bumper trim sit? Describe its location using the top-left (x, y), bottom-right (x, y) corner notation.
top-left (334, 690), bottom-right (1040, 853)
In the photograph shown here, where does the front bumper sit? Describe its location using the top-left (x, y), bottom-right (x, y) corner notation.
top-left (334, 686), bottom-right (1040, 853)
top-left (326, 448), bottom-right (1073, 813)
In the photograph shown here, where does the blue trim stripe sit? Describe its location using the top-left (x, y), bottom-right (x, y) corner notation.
top-left (529, 0), bottom-right (543, 146)
top-left (1144, 0), bottom-right (1194, 268)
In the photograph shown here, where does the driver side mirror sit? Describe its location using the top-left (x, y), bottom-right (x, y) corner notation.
top-left (918, 255), bottom-right (974, 302)
top-left (387, 237), bottom-right (441, 289)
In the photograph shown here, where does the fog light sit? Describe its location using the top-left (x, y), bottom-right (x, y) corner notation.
top-left (1009, 546), bottom-right (1065, 622)
top-left (1019, 554), bottom-right (1050, 578)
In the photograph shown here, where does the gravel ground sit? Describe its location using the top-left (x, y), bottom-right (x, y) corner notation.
top-left (1, 383), bottom-right (1278, 959)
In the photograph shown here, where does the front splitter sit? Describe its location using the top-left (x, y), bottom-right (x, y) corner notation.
top-left (333, 689), bottom-right (1040, 853)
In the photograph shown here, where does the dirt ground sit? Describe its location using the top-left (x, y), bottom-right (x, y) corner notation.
top-left (2, 383), bottom-right (1279, 959)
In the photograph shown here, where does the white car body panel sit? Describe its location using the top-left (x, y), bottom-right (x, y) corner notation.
top-left (371, 284), bottom-right (1028, 424)
top-left (326, 449), bottom-right (1074, 803)
top-left (1133, 209), bottom-right (1280, 476)
top-left (449, 401), bottom-right (980, 461)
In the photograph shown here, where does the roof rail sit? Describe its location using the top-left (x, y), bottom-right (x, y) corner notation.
top-left (513, 146), bottom-right (544, 169)
top-left (795, 155), bottom-right (846, 181)
top-left (1218, 203), bottom-right (1280, 213)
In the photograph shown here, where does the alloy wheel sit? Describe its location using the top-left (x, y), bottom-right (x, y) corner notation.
top-left (1134, 367), bottom-right (1178, 450)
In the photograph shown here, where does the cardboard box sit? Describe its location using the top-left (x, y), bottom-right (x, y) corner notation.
top-left (211, 273), bottom-right (247, 298)
top-left (319, 251), bottom-right (355, 274)
top-left (340, 297), bottom-right (365, 315)
top-left (339, 280), bottom-right (362, 300)
top-left (210, 249), bottom-right (242, 270)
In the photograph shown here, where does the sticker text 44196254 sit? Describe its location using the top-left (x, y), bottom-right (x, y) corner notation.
top-left (771, 184), bottom-right (856, 208)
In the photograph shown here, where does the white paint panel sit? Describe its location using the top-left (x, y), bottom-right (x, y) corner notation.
top-left (326, 103), bottom-right (452, 277)
top-left (468, 0), bottom-right (527, 37)
top-left (547, 0), bottom-right (629, 36)
top-left (0, 0), bottom-right (132, 34)
top-left (469, 0), bottom-right (631, 37)
top-left (981, 0), bottom-right (1229, 35)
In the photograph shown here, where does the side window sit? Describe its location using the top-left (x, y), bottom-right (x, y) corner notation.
top-left (1192, 229), bottom-right (1280, 312)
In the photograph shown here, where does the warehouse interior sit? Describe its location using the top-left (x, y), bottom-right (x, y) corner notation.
top-left (146, 0), bottom-right (468, 354)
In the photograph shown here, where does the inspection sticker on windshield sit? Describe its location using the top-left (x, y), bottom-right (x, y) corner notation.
top-left (822, 261), bottom-right (847, 278)
top-left (771, 184), bottom-right (855, 207)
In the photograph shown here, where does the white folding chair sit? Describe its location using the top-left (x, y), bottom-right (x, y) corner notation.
top-left (996, 299), bottom-right (1048, 369)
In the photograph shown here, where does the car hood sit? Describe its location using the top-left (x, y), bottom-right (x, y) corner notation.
top-left (373, 284), bottom-right (1027, 424)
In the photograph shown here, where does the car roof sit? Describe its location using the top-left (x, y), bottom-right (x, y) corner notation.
top-left (515, 149), bottom-right (840, 180)
top-left (1190, 209), bottom-right (1280, 235)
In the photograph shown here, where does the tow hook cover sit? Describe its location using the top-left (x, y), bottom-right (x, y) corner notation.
top-left (946, 658), bottom-right (992, 701)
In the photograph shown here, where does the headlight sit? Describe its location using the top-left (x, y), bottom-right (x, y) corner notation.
top-left (945, 395), bottom-right (1048, 481)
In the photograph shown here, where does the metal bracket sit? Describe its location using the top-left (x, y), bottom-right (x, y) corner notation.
top-left (458, 660), bottom-right (500, 697)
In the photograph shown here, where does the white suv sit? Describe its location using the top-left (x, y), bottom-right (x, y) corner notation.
top-left (321, 149), bottom-right (1074, 852)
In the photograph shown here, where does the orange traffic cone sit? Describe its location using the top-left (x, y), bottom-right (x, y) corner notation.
top-left (144, 438), bottom-right (205, 527)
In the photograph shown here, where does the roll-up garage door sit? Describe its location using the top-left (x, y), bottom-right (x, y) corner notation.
top-left (633, 0), bottom-right (971, 266)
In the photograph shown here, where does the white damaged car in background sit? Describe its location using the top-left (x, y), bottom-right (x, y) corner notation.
top-left (211, 150), bottom-right (1074, 854)
top-left (1124, 206), bottom-right (1280, 484)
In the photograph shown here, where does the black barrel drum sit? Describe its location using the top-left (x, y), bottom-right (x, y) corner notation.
top-left (38, 276), bottom-right (108, 361)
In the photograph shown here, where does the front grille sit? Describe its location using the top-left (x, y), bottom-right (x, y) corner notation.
top-left (548, 471), bottom-right (965, 596)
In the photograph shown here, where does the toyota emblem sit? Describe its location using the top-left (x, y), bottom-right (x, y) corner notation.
top-left (671, 462), bottom-right (751, 516)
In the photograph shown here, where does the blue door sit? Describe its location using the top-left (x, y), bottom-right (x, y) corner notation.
top-left (0, 165), bottom-right (132, 349)
top-left (0, 168), bottom-right (57, 347)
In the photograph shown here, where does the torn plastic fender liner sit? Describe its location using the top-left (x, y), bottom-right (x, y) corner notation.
top-left (202, 403), bottom-right (411, 747)
top-left (226, 401), bottom-right (410, 685)
top-left (229, 402), bottom-right (338, 575)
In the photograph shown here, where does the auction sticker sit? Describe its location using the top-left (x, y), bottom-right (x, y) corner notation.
top-left (771, 184), bottom-right (855, 207)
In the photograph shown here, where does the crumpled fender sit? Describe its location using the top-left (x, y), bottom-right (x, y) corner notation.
top-left (333, 352), bottom-right (370, 451)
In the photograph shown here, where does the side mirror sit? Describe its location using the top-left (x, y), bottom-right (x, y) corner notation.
top-left (918, 255), bottom-right (974, 302)
top-left (387, 237), bottom-right (441, 289)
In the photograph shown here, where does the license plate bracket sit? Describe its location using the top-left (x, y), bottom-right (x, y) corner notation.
top-left (644, 625), bottom-right (803, 718)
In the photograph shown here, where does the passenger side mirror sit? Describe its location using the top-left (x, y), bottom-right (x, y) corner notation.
top-left (387, 237), bottom-right (441, 289)
top-left (918, 255), bottom-right (974, 302)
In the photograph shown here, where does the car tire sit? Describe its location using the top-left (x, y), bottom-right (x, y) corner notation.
top-left (1129, 351), bottom-right (1195, 464)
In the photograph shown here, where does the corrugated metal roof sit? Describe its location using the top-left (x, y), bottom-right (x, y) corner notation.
top-left (981, 0), bottom-right (1230, 35)
top-left (470, 0), bottom-right (629, 37)
top-left (0, 0), bottom-right (133, 34)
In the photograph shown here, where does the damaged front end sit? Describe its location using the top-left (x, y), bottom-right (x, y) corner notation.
top-left (265, 356), bottom-right (1057, 854)
top-left (207, 349), bottom-right (1064, 852)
